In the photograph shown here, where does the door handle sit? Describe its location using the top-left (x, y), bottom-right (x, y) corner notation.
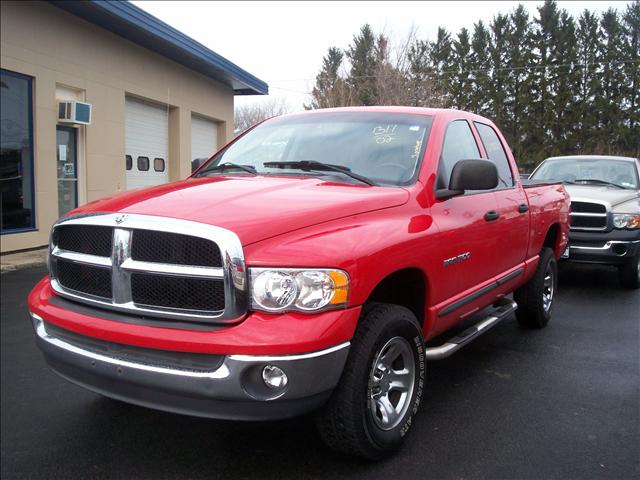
top-left (518, 203), bottom-right (529, 213)
top-left (484, 210), bottom-right (500, 221)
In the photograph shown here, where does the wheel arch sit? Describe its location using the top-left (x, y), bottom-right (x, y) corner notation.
top-left (364, 267), bottom-right (428, 327)
top-left (543, 222), bottom-right (563, 258)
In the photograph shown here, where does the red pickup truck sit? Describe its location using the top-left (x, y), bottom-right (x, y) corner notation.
top-left (28, 107), bottom-right (569, 459)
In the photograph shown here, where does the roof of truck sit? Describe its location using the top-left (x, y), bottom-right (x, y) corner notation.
top-left (278, 106), bottom-right (493, 123)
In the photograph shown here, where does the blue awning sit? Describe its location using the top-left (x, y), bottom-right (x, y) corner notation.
top-left (50, 0), bottom-right (268, 95)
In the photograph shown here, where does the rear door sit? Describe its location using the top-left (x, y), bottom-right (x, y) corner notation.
top-left (473, 122), bottom-right (529, 277)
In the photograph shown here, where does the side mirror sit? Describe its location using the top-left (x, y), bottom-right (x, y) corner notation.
top-left (436, 159), bottom-right (498, 199)
top-left (191, 157), bottom-right (208, 174)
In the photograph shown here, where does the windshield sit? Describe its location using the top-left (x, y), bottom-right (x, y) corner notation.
top-left (531, 158), bottom-right (639, 189)
top-left (194, 112), bottom-right (433, 186)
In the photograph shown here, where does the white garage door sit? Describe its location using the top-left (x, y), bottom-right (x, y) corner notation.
top-left (191, 114), bottom-right (218, 171)
top-left (125, 97), bottom-right (169, 190)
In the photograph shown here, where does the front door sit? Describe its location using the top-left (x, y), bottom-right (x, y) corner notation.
top-left (56, 126), bottom-right (77, 217)
top-left (430, 119), bottom-right (503, 333)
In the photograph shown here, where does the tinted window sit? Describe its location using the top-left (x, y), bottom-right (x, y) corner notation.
top-left (154, 157), bottom-right (165, 172)
top-left (125, 155), bottom-right (132, 171)
top-left (137, 156), bottom-right (149, 171)
top-left (437, 120), bottom-right (480, 189)
top-left (475, 122), bottom-right (513, 188)
top-left (1, 69), bottom-right (35, 233)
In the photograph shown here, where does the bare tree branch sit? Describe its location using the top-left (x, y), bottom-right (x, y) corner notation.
top-left (234, 97), bottom-right (289, 133)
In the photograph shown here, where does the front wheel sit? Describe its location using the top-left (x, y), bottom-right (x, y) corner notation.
top-left (316, 303), bottom-right (425, 460)
top-left (514, 247), bottom-right (557, 328)
top-left (618, 255), bottom-right (640, 289)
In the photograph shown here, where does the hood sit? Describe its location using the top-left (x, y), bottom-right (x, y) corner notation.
top-left (564, 184), bottom-right (639, 208)
top-left (72, 176), bottom-right (409, 245)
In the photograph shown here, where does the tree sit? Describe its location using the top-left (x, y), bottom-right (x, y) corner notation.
top-left (306, 47), bottom-right (351, 109)
top-left (488, 14), bottom-right (510, 127)
top-left (449, 28), bottom-right (473, 110)
top-left (469, 21), bottom-right (492, 116)
top-left (548, 9), bottom-right (580, 155)
top-left (527, 0), bottom-right (561, 163)
top-left (372, 33), bottom-right (408, 105)
top-left (504, 4), bottom-right (533, 165)
top-left (346, 24), bottom-right (381, 105)
top-left (234, 98), bottom-right (289, 133)
top-left (406, 39), bottom-right (431, 106)
top-left (429, 27), bottom-right (453, 106)
top-left (406, 38), bottom-right (445, 107)
top-left (575, 9), bottom-right (602, 152)
top-left (622, 1), bottom-right (640, 156)
top-left (597, 8), bottom-right (627, 153)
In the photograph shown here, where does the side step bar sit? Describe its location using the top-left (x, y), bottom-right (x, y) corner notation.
top-left (424, 299), bottom-right (518, 360)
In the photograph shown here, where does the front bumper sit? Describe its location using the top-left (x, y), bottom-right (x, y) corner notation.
top-left (31, 312), bottom-right (350, 420)
top-left (565, 229), bottom-right (640, 266)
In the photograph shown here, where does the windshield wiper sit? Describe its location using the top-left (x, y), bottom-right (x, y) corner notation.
top-left (197, 162), bottom-right (257, 176)
top-left (263, 160), bottom-right (378, 186)
top-left (573, 178), bottom-right (626, 189)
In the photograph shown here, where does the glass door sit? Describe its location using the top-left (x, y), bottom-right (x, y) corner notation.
top-left (56, 126), bottom-right (77, 216)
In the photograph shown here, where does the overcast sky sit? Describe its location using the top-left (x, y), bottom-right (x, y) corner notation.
top-left (133, 1), bottom-right (631, 111)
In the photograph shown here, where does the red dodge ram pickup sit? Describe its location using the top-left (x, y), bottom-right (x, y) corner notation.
top-left (28, 107), bottom-right (569, 459)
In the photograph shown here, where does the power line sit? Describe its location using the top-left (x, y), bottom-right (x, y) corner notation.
top-left (268, 58), bottom-right (639, 82)
top-left (267, 59), bottom-right (639, 96)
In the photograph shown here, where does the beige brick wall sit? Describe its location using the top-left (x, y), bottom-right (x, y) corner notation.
top-left (1, 1), bottom-right (235, 252)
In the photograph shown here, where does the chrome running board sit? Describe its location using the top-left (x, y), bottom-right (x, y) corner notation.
top-left (424, 299), bottom-right (518, 360)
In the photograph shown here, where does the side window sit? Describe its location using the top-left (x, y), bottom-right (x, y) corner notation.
top-left (125, 155), bottom-right (132, 171)
top-left (137, 156), bottom-right (149, 171)
top-left (153, 157), bottom-right (165, 172)
top-left (474, 122), bottom-right (514, 188)
top-left (437, 120), bottom-right (480, 189)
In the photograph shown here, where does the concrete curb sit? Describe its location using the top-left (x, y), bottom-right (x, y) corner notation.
top-left (0, 248), bottom-right (48, 273)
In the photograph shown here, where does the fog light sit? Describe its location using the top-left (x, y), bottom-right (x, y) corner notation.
top-left (612, 243), bottom-right (627, 256)
top-left (262, 365), bottom-right (288, 389)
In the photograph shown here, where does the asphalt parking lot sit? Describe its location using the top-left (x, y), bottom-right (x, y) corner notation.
top-left (1, 264), bottom-right (638, 480)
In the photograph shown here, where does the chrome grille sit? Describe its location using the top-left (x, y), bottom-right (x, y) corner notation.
top-left (48, 213), bottom-right (247, 324)
top-left (55, 225), bottom-right (113, 257)
top-left (570, 200), bottom-right (609, 231)
top-left (130, 273), bottom-right (225, 311)
top-left (131, 229), bottom-right (222, 267)
top-left (55, 259), bottom-right (112, 299)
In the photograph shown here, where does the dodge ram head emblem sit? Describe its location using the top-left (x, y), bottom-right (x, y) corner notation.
top-left (115, 215), bottom-right (127, 225)
top-left (444, 252), bottom-right (471, 266)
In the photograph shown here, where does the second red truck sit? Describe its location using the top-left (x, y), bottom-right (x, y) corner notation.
top-left (28, 107), bottom-right (570, 459)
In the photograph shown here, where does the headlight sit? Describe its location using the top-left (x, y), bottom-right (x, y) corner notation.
top-left (612, 213), bottom-right (640, 229)
top-left (249, 268), bottom-right (349, 313)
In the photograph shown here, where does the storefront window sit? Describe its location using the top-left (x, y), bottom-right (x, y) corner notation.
top-left (1, 69), bottom-right (35, 233)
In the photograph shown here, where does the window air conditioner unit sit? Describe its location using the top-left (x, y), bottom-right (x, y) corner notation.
top-left (58, 100), bottom-right (92, 125)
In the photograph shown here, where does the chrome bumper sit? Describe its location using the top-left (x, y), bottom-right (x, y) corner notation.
top-left (566, 239), bottom-right (640, 265)
top-left (31, 313), bottom-right (349, 420)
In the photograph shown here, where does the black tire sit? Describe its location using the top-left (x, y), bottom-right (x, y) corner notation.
top-left (514, 247), bottom-right (557, 328)
top-left (316, 303), bottom-right (425, 460)
top-left (618, 255), bottom-right (640, 289)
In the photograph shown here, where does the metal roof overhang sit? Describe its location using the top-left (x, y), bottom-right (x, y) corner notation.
top-left (49, 0), bottom-right (268, 95)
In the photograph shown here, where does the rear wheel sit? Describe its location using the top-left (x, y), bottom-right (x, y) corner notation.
top-left (618, 255), bottom-right (640, 289)
top-left (316, 303), bottom-right (425, 460)
top-left (514, 247), bottom-right (557, 328)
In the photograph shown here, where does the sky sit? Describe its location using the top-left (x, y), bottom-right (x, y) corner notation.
top-left (132, 1), bottom-right (632, 112)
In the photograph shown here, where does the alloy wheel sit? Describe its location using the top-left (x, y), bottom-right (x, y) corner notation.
top-left (368, 336), bottom-right (415, 431)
